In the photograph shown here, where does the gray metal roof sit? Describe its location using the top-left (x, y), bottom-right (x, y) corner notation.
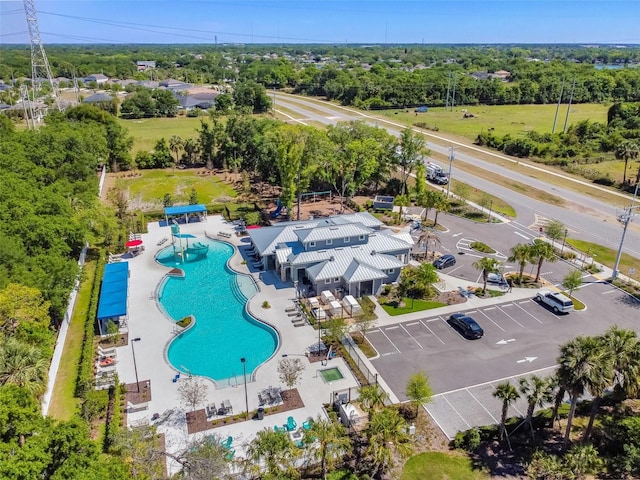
top-left (295, 223), bottom-right (372, 243)
top-left (343, 261), bottom-right (388, 283)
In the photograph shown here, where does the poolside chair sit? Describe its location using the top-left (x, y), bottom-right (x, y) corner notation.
top-left (284, 305), bottom-right (297, 312)
top-left (302, 418), bottom-right (314, 430)
top-left (221, 436), bottom-right (233, 449)
top-left (225, 449), bottom-right (235, 460)
top-left (286, 416), bottom-right (297, 432)
top-left (206, 403), bottom-right (217, 419)
top-left (274, 425), bottom-right (285, 432)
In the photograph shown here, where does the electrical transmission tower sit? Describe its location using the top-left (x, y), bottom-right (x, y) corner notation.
top-left (23, 0), bottom-right (62, 121)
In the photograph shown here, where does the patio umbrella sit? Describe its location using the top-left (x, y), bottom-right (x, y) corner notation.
top-left (125, 239), bottom-right (143, 248)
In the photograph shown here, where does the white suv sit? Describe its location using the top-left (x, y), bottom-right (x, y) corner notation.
top-left (535, 290), bottom-right (574, 313)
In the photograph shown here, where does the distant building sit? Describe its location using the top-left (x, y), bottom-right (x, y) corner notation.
top-left (83, 74), bottom-right (109, 84)
top-left (136, 61), bottom-right (156, 71)
top-left (83, 92), bottom-right (114, 103)
top-left (174, 92), bottom-right (218, 111)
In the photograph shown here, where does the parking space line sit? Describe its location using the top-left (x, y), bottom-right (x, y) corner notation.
top-left (476, 309), bottom-right (506, 332)
top-left (420, 319), bottom-right (445, 344)
top-left (405, 321), bottom-right (420, 326)
top-left (466, 389), bottom-right (499, 424)
top-left (496, 306), bottom-right (525, 328)
top-left (400, 324), bottom-right (423, 349)
top-left (379, 329), bottom-right (401, 354)
top-left (442, 396), bottom-right (471, 429)
top-left (385, 326), bottom-right (399, 331)
top-left (513, 302), bottom-right (544, 324)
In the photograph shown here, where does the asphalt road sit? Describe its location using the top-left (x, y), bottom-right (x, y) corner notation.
top-left (273, 93), bottom-right (640, 263)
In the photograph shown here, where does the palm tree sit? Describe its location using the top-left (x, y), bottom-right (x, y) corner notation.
top-left (304, 416), bottom-right (351, 480)
top-left (432, 193), bottom-right (449, 227)
top-left (182, 138), bottom-right (198, 165)
top-left (358, 384), bottom-right (389, 420)
top-left (531, 242), bottom-right (557, 284)
top-left (415, 262), bottom-right (438, 288)
top-left (583, 336), bottom-right (613, 441)
top-left (472, 257), bottom-right (500, 296)
top-left (508, 243), bottom-right (534, 284)
top-left (518, 375), bottom-right (553, 441)
top-left (548, 373), bottom-right (566, 429)
top-left (557, 336), bottom-right (608, 449)
top-left (615, 140), bottom-right (640, 185)
top-left (601, 326), bottom-right (640, 399)
top-left (246, 428), bottom-right (299, 479)
top-left (365, 407), bottom-right (413, 479)
top-left (0, 337), bottom-right (48, 396)
top-left (493, 381), bottom-right (520, 442)
top-left (393, 194), bottom-right (410, 221)
top-left (397, 127), bottom-right (427, 195)
top-left (169, 135), bottom-right (183, 168)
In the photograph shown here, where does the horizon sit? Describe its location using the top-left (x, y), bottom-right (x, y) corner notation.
top-left (1, 1), bottom-right (639, 46)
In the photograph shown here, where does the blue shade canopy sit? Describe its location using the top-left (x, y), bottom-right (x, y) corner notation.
top-left (164, 204), bottom-right (206, 216)
top-left (97, 262), bottom-right (128, 320)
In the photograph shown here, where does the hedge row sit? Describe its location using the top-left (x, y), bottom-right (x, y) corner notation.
top-left (104, 380), bottom-right (124, 451)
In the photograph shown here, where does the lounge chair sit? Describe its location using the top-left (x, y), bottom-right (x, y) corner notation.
top-left (98, 346), bottom-right (117, 356)
top-left (302, 418), bottom-right (314, 430)
top-left (206, 403), bottom-right (217, 418)
top-left (284, 305), bottom-right (297, 312)
top-left (221, 436), bottom-right (233, 449)
top-left (287, 311), bottom-right (301, 317)
top-left (286, 416), bottom-right (297, 432)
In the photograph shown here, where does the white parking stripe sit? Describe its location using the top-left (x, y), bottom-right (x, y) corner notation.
top-left (420, 319), bottom-right (445, 344)
top-left (400, 324), bottom-right (423, 349)
top-left (475, 309), bottom-right (506, 332)
top-left (379, 328), bottom-right (401, 354)
top-left (496, 306), bottom-right (525, 328)
top-left (442, 396), bottom-right (471, 429)
top-left (467, 389), bottom-right (499, 424)
top-left (513, 302), bottom-right (544, 324)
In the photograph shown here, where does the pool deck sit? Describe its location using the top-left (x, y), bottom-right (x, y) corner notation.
top-left (113, 216), bottom-right (362, 475)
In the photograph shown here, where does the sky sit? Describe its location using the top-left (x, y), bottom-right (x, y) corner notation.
top-left (1, 1), bottom-right (639, 45)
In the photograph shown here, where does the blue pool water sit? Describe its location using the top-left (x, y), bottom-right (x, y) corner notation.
top-left (157, 239), bottom-right (278, 384)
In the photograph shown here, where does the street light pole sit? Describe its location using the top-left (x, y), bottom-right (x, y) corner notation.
top-left (131, 337), bottom-right (141, 393)
top-left (561, 228), bottom-right (568, 256)
top-left (446, 146), bottom-right (455, 198)
top-left (240, 357), bottom-right (249, 419)
top-left (487, 200), bottom-right (493, 223)
top-left (612, 181), bottom-right (639, 281)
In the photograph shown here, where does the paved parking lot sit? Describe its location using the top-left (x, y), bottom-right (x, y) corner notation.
top-left (369, 278), bottom-right (640, 438)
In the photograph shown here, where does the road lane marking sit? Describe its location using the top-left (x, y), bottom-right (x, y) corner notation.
top-left (496, 338), bottom-right (516, 345)
top-left (476, 310), bottom-right (506, 332)
top-left (515, 231), bottom-right (530, 240)
top-left (400, 324), bottom-right (424, 349)
top-left (420, 319), bottom-right (445, 344)
top-left (406, 321), bottom-right (420, 326)
top-left (517, 356), bottom-right (538, 363)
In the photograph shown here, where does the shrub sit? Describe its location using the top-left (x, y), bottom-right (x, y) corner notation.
top-left (177, 316), bottom-right (192, 328)
top-left (470, 241), bottom-right (496, 254)
top-left (262, 300), bottom-right (271, 309)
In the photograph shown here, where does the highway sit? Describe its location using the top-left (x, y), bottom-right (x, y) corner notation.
top-left (273, 93), bottom-right (640, 265)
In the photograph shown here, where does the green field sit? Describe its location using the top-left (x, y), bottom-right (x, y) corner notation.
top-left (566, 237), bottom-right (640, 282)
top-left (114, 169), bottom-right (237, 207)
top-left (400, 452), bottom-right (489, 480)
top-left (118, 117), bottom-right (203, 153)
top-left (380, 298), bottom-right (446, 316)
top-left (379, 103), bottom-right (610, 141)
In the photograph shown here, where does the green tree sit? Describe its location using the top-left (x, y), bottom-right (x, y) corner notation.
top-left (493, 382), bottom-right (520, 442)
top-left (357, 384), bottom-right (389, 420)
top-left (177, 434), bottom-right (233, 480)
top-left (246, 428), bottom-right (299, 479)
top-left (0, 284), bottom-right (51, 343)
top-left (182, 138), bottom-right (198, 165)
top-left (393, 194), bottom-right (410, 221)
top-left (432, 193), bottom-right (449, 226)
top-left (531, 242), bottom-right (557, 283)
top-left (413, 162), bottom-right (427, 200)
top-left (518, 375), bottom-right (552, 441)
top-left (562, 270), bottom-right (583, 298)
top-left (601, 326), bottom-right (640, 399)
top-left (214, 93), bottom-right (233, 113)
top-left (405, 372), bottom-right (433, 416)
top-left (0, 337), bottom-right (48, 396)
top-left (189, 188), bottom-right (199, 205)
top-left (545, 219), bottom-right (566, 244)
top-left (304, 416), bottom-right (351, 480)
top-left (508, 243), bottom-right (534, 284)
top-left (277, 358), bottom-right (305, 390)
top-left (397, 128), bottom-right (427, 195)
top-left (564, 444), bottom-right (604, 479)
top-left (152, 137), bottom-right (173, 168)
top-left (615, 140), bottom-right (640, 185)
top-left (365, 407), bottom-right (413, 479)
top-left (163, 193), bottom-right (174, 207)
top-left (169, 135), bottom-right (184, 166)
top-left (472, 256), bottom-right (501, 296)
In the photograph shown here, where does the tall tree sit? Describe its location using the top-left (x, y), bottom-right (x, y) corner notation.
top-left (601, 326), bottom-right (640, 399)
top-left (357, 384), bottom-right (389, 420)
top-left (615, 140), bottom-right (640, 185)
top-left (0, 338), bottom-right (48, 396)
top-left (562, 270), bottom-right (583, 298)
top-left (518, 375), bottom-right (552, 441)
top-left (472, 256), bottom-right (501, 296)
top-left (246, 428), bottom-right (299, 479)
top-left (531, 242), bottom-right (557, 283)
top-left (493, 382), bottom-right (520, 443)
top-left (405, 371), bottom-right (433, 417)
top-left (304, 416), bottom-right (351, 480)
top-left (508, 243), bottom-right (534, 284)
top-left (365, 407), bottom-right (413, 479)
top-left (169, 135), bottom-right (183, 167)
top-left (397, 128), bottom-right (427, 195)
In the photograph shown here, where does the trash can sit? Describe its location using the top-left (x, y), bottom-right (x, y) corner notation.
top-left (257, 407), bottom-right (264, 420)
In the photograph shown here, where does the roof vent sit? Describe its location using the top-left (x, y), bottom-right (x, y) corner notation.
top-left (329, 256), bottom-right (335, 261)
top-left (370, 250), bottom-right (376, 255)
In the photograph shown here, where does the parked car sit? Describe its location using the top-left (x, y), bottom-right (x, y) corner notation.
top-left (448, 313), bottom-right (484, 339)
top-left (487, 272), bottom-right (507, 287)
top-left (535, 290), bottom-right (574, 313)
top-left (433, 254), bottom-right (456, 269)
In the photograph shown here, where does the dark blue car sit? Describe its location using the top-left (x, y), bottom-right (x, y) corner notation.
top-left (448, 313), bottom-right (484, 339)
top-left (433, 254), bottom-right (456, 269)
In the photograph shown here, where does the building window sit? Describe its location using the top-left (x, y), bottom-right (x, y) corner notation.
top-left (325, 279), bottom-right (331, 284)
top-left (326, 239), bottom-right (333, 245)
top-left (309, 241), bottom-right (316, 247)
top-left (387, 269), bottom-right (395, 274)
top-left (334, 277), bottom-right (340, 282)
top-left (359, 235), bottom-right (365, 241)
top-left (344, 236), bottom-right (350, 243)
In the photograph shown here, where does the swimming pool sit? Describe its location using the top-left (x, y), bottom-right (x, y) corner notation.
top-left (156, 238), bottom-right (278, 385)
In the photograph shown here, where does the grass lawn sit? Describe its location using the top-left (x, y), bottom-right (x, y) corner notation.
top-left (566, 237), bottom-right (640, 283)
top-left (114, 169), bottom-right (237, 207)
top-left (381, 103), bottom-right (609, 141)
top-left (119, 117), bottom-right (204, 153)
top-left (400, 452), bottom-right (490, 480)
top-left (48, 260), bottom-right (97, 420)
top-left (380, 297), bottom-right (446, 316)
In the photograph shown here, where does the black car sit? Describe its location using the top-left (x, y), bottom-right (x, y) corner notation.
top-left (433, 254), bottom-right (456, 269)
top-left (448, 313), bottom-right (484, 339)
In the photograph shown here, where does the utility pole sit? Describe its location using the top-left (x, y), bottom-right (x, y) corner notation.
top-left (450, 73), bottom-right (457, 111)
top-left (563, 77), bottom-right (576, 134)
top-left (23, 0), bottom-right (62, 115)
top-left (445, 72), bottom-right (452, 110)
top-left (446, 146), bottom-right (455, 198)
top-left (612, 181), bottom-right (639, 281)
top-left (552, 77), bottom-right (565, 134)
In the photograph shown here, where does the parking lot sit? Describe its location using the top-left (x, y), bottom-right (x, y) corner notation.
top-left (369, 278), bottom-right (640, 438)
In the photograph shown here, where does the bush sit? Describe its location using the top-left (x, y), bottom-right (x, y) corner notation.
top-left (262, 300), bottom-right (271, 309)
top-left (177, 316), bottom-right (192, 328)
top-left (470, 241), bottom-right (496, 254)
top-left (452, 427), bottom-right (481, 451)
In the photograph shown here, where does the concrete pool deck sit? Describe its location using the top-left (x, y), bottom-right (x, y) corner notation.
top-left (112, 216), bottom-right (361, 475)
